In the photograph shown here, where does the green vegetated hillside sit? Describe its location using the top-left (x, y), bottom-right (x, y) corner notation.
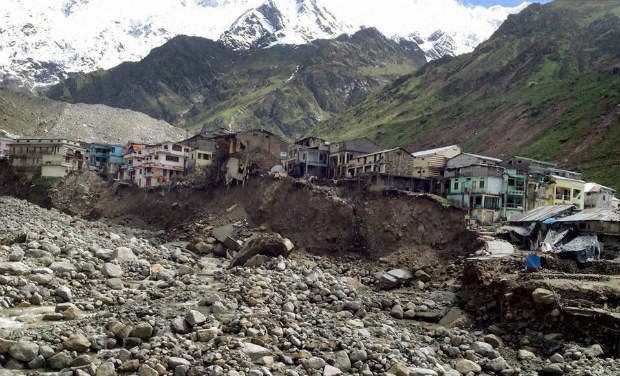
top-left (47, 28), bottom-right (425, 139)
top-left (310, 0), bottom-right (620, 191)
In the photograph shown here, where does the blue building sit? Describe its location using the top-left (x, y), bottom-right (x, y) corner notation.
top-left (88, 143), bottom-right (123, 176)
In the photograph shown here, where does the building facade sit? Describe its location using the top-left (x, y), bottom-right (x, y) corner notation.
top-left (347, 148), bottom-right (415, 178)
top-left (287, 137), bottom-right (330, 178)
top-left (584, 183), bottom-right (616, 209)
top-left (502, 169), bottom-right (527, 220)
top-left (445, 153), bottom-right (505, 224)
top-left (328, 138), bottom-right (381, 178)
top-left (120, 142), bottom-right (192, 188)
top-left (9, 138), bottom-right (87, 178)
top-left (0, 136), bottom-right (13, 159)
top-left (411, 145), bottom-right (461, 179)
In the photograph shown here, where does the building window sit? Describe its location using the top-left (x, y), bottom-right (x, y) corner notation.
top-left (166, 155), bottom-right (180, 162)
top-left (453, 181), bottom-right (459, 190)
top-left (172, 144), bottom-right (182, 152)
top-left (479, 180), bottom-right (485, 189)
top-left (474, 196), bottom-right (483, 208)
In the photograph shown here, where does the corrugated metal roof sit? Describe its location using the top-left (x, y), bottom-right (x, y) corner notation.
top-left (556, 208), bottom-right (620, 223)
top-left (462, 152), bottom-right (502, 163)
top-left (412, 145), bottom-right (459, 157)
top-left (510, 205), bottom-right (575, 223)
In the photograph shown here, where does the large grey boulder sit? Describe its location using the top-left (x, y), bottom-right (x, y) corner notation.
top-left (9, 341), bottom-right (39, 362)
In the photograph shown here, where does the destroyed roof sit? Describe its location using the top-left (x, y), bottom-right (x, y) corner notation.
top-left (585, 182), bottom-right (616, 193)
top-left (510, 205), bottom-right (575, 223)
top-left (412, 145), bottom-right (460, 157)
top-left (556, 208), bottom-right (620, 223)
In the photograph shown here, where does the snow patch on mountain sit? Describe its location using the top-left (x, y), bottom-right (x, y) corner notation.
top-left (0, 0), bottom-right (529, 90)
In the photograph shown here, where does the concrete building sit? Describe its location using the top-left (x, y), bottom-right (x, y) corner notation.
top-left (328, 138), bottom-right (381, 178)
top-left (504, 156), bottom-right (583, 210)
top-left (0, 136), bottom-right (13, 159)
top-left (120, 142), bottom-right (192, 188)
top-left (502, 169), bottom-right (527, 220)
top-left (538, 175), bottom-right (586, 210)
top-left (88, 143), bottom-right (123, 176)
top-left (347, 147), bottom-right (415, 177)
top-left (188, 149), bottom-right (215, 170)
top-left (445, 153), bottom-right (504, 224)
top-left (411, 145), bottom-right (461, 179)
top-left (287, 137), bottom-right (330, 178)
top-left (230, 130), bottom-right (289, 171)
top-left (584, 183), bottom-right (616, 209)
top-left (9, 138), bottom-right (87, 178)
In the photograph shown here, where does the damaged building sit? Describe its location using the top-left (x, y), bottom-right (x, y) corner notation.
top-left (9, 138), bottom-right (88, 179)
top-left (327, 138), bottom-right (381, 179)
top-left (445, 153), bottom-right (505, 224)
top-left (286, 137), bottom-right (330, 178)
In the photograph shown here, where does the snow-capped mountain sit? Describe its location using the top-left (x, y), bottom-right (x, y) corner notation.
top-left (220, 0), bottom-right (346, 49)
top-left (0, 0), bottom-right (529, 90)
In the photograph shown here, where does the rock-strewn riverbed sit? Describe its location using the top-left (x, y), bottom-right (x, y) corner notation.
top-left (0, 196), bottom-right (619, 375)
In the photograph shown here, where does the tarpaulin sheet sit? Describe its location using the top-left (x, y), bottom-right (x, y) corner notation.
top-left (558, 235), bottom-right (601, 264)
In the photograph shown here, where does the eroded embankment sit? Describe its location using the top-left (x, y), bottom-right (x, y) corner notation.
top-left (2, 167), bottom-right (478, 259)
top-left (235, 179), bottom-right (478, 258)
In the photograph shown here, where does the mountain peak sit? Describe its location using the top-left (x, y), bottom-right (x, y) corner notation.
top-left (0, 0), bottom-right (526, 90)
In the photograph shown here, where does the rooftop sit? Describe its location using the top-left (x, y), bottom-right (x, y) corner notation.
top-left (412, 145), bottom-right (459, 157)
top-left (510, 204), bottom-right (576, 223)
top-left (585, 182), bottom-right (616, 193)
top-left (461, 152), bottom-right (502, 163)
top-left (556, 208), bottom-right (620, 223)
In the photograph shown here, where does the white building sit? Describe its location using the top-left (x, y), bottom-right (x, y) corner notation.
top-left (9, 138), bottom-right (87, 178)
top-left (585, 182), bottom-right (616, 209)
top-left (121, 142), bottom-right (193, 188)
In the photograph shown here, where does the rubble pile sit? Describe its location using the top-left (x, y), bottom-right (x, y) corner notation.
top-left (1, 196), bottom-right (620, 375)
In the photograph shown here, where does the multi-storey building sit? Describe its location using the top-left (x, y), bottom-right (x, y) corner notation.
top-left (286, 137), bottom-right (330, 178)
top-left (9, 138), bottom-right (87, 178)
top-left (411, 145), bottom-right (461, 179)
top-left (327, 138), bottom-right (381, 179)
top-left (120, 142), bottom-right (192, 188)
top-left (0, 136), bottom-right (13, 159)
top-left (445, 153), bottom-right (505, 224)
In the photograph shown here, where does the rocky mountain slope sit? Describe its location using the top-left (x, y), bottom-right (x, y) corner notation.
top-left (0, 88), bottom-right (186, 144)
top-left (311, 0), bottom-right (620, 191)
top-left (46, 29), bottom-right (426, 138)
top-left (0, 0), bottom-right (526, 89)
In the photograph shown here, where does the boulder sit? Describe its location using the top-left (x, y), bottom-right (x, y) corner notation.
top-left (0, 262), bottom-right (30, 275)
top-left (9, 341), bottom-right (39, 362)
top-left (532, 288), bottom-right (556, 305)
top-left (455, 358), bottom-right (481, 374)
top-left (229, 233), bottom-right (293, 267)
top-left (130, 322), bottom-right (154, 340)
top-left (241, 342), bottom-right (271, 361)
top-left (103, 263), bottom-right (123, 278)
top-left (185, 310), bottom-right (207, 327)
top-left (63, 334), bottom-right (91, 352)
